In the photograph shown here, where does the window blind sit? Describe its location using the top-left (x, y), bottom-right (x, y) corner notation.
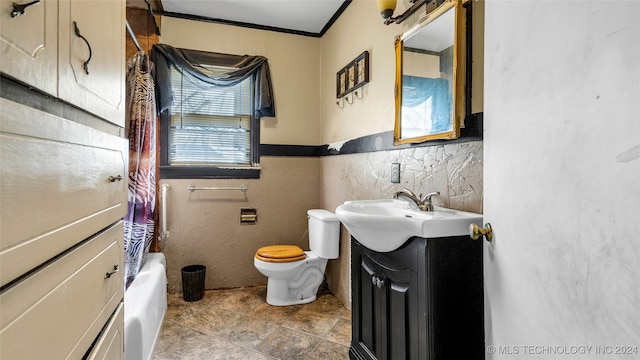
top-left (402, 96), bottom-right (433, 138)
top-left (169, 67), bottom-right (252, 166)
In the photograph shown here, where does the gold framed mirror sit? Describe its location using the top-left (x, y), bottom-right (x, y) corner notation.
top-left (394, 0), bottom-right (464, 144)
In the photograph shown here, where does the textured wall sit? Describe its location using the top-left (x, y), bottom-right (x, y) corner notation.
top-left (161, 156), bottom-right (320, 292)
top-left (321, 141), bottom-right (483, 308)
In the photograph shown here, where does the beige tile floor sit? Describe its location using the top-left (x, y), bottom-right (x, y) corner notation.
top-left (154, 285), bottom-right (352, 359)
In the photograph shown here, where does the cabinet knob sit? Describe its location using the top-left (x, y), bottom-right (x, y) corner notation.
top-left (469, 223), bottom-right (493, 242)
top-left (108, 175), bottom-right (123, 182)
top-left (371, 275), bottom-right (385, 289)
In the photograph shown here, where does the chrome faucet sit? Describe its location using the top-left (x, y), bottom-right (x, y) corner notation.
top-left (393, 189), bottom-right (440, 211)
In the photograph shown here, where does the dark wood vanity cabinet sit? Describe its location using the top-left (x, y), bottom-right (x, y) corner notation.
top-left (350, 236), bottom-right (484, 360)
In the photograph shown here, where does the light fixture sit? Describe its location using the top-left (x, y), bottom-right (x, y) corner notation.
top-left (376, 0), bottom-right (428, 25)
top-left (377, 0), bottom-right (397, 20)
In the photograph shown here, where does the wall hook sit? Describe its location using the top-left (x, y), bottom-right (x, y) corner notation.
top-left (336, 98), bottom-right (344, 109)
top-left (345, 93), bottom-right (354, 105)
top-left (354, 90), bottom-right (364, 100)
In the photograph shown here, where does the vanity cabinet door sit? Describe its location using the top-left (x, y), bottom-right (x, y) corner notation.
top-left (352, 255), bottom-right (379, 359)
top-left (383, 263), bottom-right (419, 360)
top-left (351, 239), bottom-right (419, 360)
top-left (0, 0), bottom-right (58, 95)
top-left (58, 0), bottom-right (125, 126)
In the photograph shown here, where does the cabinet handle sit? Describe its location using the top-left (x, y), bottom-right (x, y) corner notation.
top-left (72, 21), bottom-right (92, 75)
top-left (11, 0), bottom-right (41, 18)
top-left (108, 175), bottom-right (123, 182)
top-left (104, 264), bottom-right (119, 279)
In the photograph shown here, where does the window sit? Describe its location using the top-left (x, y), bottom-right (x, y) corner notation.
top-left (160, 66), bottom-right (260, 179)
top-left (402, 96), bottom-right (433, 138)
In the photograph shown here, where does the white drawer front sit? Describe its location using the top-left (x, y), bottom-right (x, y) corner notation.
top-left (0, 99), bottom-right (128, 286)
top-left (87, 303), bottom-right (124, 360)
top-left (0, 222), bottom-right (124, 360)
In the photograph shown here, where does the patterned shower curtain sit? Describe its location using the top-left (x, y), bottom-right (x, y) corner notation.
top-left (124, 52), bottom-right (157, 289)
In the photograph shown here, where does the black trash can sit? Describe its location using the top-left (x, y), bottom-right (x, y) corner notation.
top-left (181, 265), bottom-right (206, 302)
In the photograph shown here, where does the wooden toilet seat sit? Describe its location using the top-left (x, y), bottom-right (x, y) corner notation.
top-left (255, 245), bottom-right (306, 263)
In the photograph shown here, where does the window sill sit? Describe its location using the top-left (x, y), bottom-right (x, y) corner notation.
top-left (159, 165), bottom-right (261, 179)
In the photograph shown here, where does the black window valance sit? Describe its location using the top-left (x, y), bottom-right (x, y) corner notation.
top-left (151, 44), bottom-right (276, 118)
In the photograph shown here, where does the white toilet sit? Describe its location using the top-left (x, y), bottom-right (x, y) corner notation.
top-left (253, 209), bottom-right (340, 306)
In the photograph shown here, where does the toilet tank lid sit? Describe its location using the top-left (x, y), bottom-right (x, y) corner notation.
top-left (307, 209), bottom-right (338, 221)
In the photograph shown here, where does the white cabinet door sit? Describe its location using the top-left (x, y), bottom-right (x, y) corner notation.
top-left (0, 0), bottom-right (58, 95)
top-left (58, 0), bottom-right (125, 127)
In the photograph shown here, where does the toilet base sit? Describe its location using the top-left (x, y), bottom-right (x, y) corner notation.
top-left (267, 288), bottom-right (317, 306)
top-left (264, 263), bottom-right (325, 306)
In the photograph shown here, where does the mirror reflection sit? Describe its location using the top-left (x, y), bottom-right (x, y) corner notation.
top-left (394, 0), bottom-right (463, 144)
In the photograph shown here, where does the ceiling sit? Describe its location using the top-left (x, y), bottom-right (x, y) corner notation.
top-left (128, 0), bottom-right (351, 37)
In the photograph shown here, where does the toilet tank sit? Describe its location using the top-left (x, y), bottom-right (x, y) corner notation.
top-left (307, 209), bottom-right (340, 259)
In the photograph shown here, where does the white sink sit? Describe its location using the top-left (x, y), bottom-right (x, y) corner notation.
top-left (335, 199), bottom-right (482, 252)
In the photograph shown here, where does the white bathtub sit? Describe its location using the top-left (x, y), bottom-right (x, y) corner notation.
top-left (124, 252), bottom-right (167, 360)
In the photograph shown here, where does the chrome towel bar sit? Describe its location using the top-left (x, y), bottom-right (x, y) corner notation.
top-left (187, 184), bottom-right (248, 193)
